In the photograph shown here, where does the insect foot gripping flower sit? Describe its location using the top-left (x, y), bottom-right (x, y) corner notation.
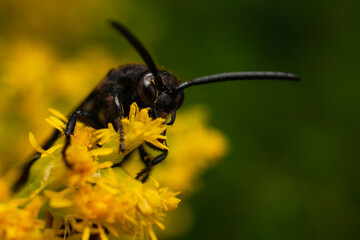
top-left (9, 102), bottom-right (180, 240)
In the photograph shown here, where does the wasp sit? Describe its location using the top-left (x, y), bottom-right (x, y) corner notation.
top-left (14, 21), bottom-right (299, 189)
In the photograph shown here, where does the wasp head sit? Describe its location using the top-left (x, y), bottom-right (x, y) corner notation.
top-left (137, 71), bottom-right (184, 125)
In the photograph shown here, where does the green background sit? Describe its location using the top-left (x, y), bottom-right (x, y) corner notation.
top-left (1, 0), bottom-right (360, 239)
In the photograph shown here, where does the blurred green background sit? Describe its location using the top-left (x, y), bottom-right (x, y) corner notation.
top-left (1, 0), bottom-right (359, 239)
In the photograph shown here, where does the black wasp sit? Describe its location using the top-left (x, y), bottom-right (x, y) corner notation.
top-left (14, 21), bottom-right (299, 190)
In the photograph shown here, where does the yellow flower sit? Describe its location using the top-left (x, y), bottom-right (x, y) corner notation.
top-left (13, 103), bottom-right (180, 240)
top-left (3, 102), bottom-right (228, 240)
top-left (44, 168), bottom-right (180, 240)
top-left (95, 103), bottom-right (168, 160)
top-left (0, 197), bottom-right (45, 240)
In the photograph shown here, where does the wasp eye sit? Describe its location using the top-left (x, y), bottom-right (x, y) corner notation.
top-left (138, 73), bottom-right (158, 106)
top-left (175, 91), bottom-right (184, 109)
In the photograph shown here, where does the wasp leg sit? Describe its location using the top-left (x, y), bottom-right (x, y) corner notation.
top-left (112, 93), bottom-right (125, 152)
top-left (136, 130), bottom-right (168, 182)
top-left (137, 145), bottom-right (152, 180)
top-left (136, 149), bottom-right (168, 182)
top-left (139, 145), bottom-right (151, 166)
top-left (62, 110), bottom-right (102, 168)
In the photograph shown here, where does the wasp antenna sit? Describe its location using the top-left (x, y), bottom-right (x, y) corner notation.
top-left (177, 71), bottom-right (300, 91)
top-left (109, 20), bottom-right (164, 87)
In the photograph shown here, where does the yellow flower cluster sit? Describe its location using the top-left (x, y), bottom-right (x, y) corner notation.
top-left (0, 104), bottom-right (228, 240)
top-left (44, 169), bottom-right (179, 240)
top-left (4, 103), bottom-right (180, 240)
